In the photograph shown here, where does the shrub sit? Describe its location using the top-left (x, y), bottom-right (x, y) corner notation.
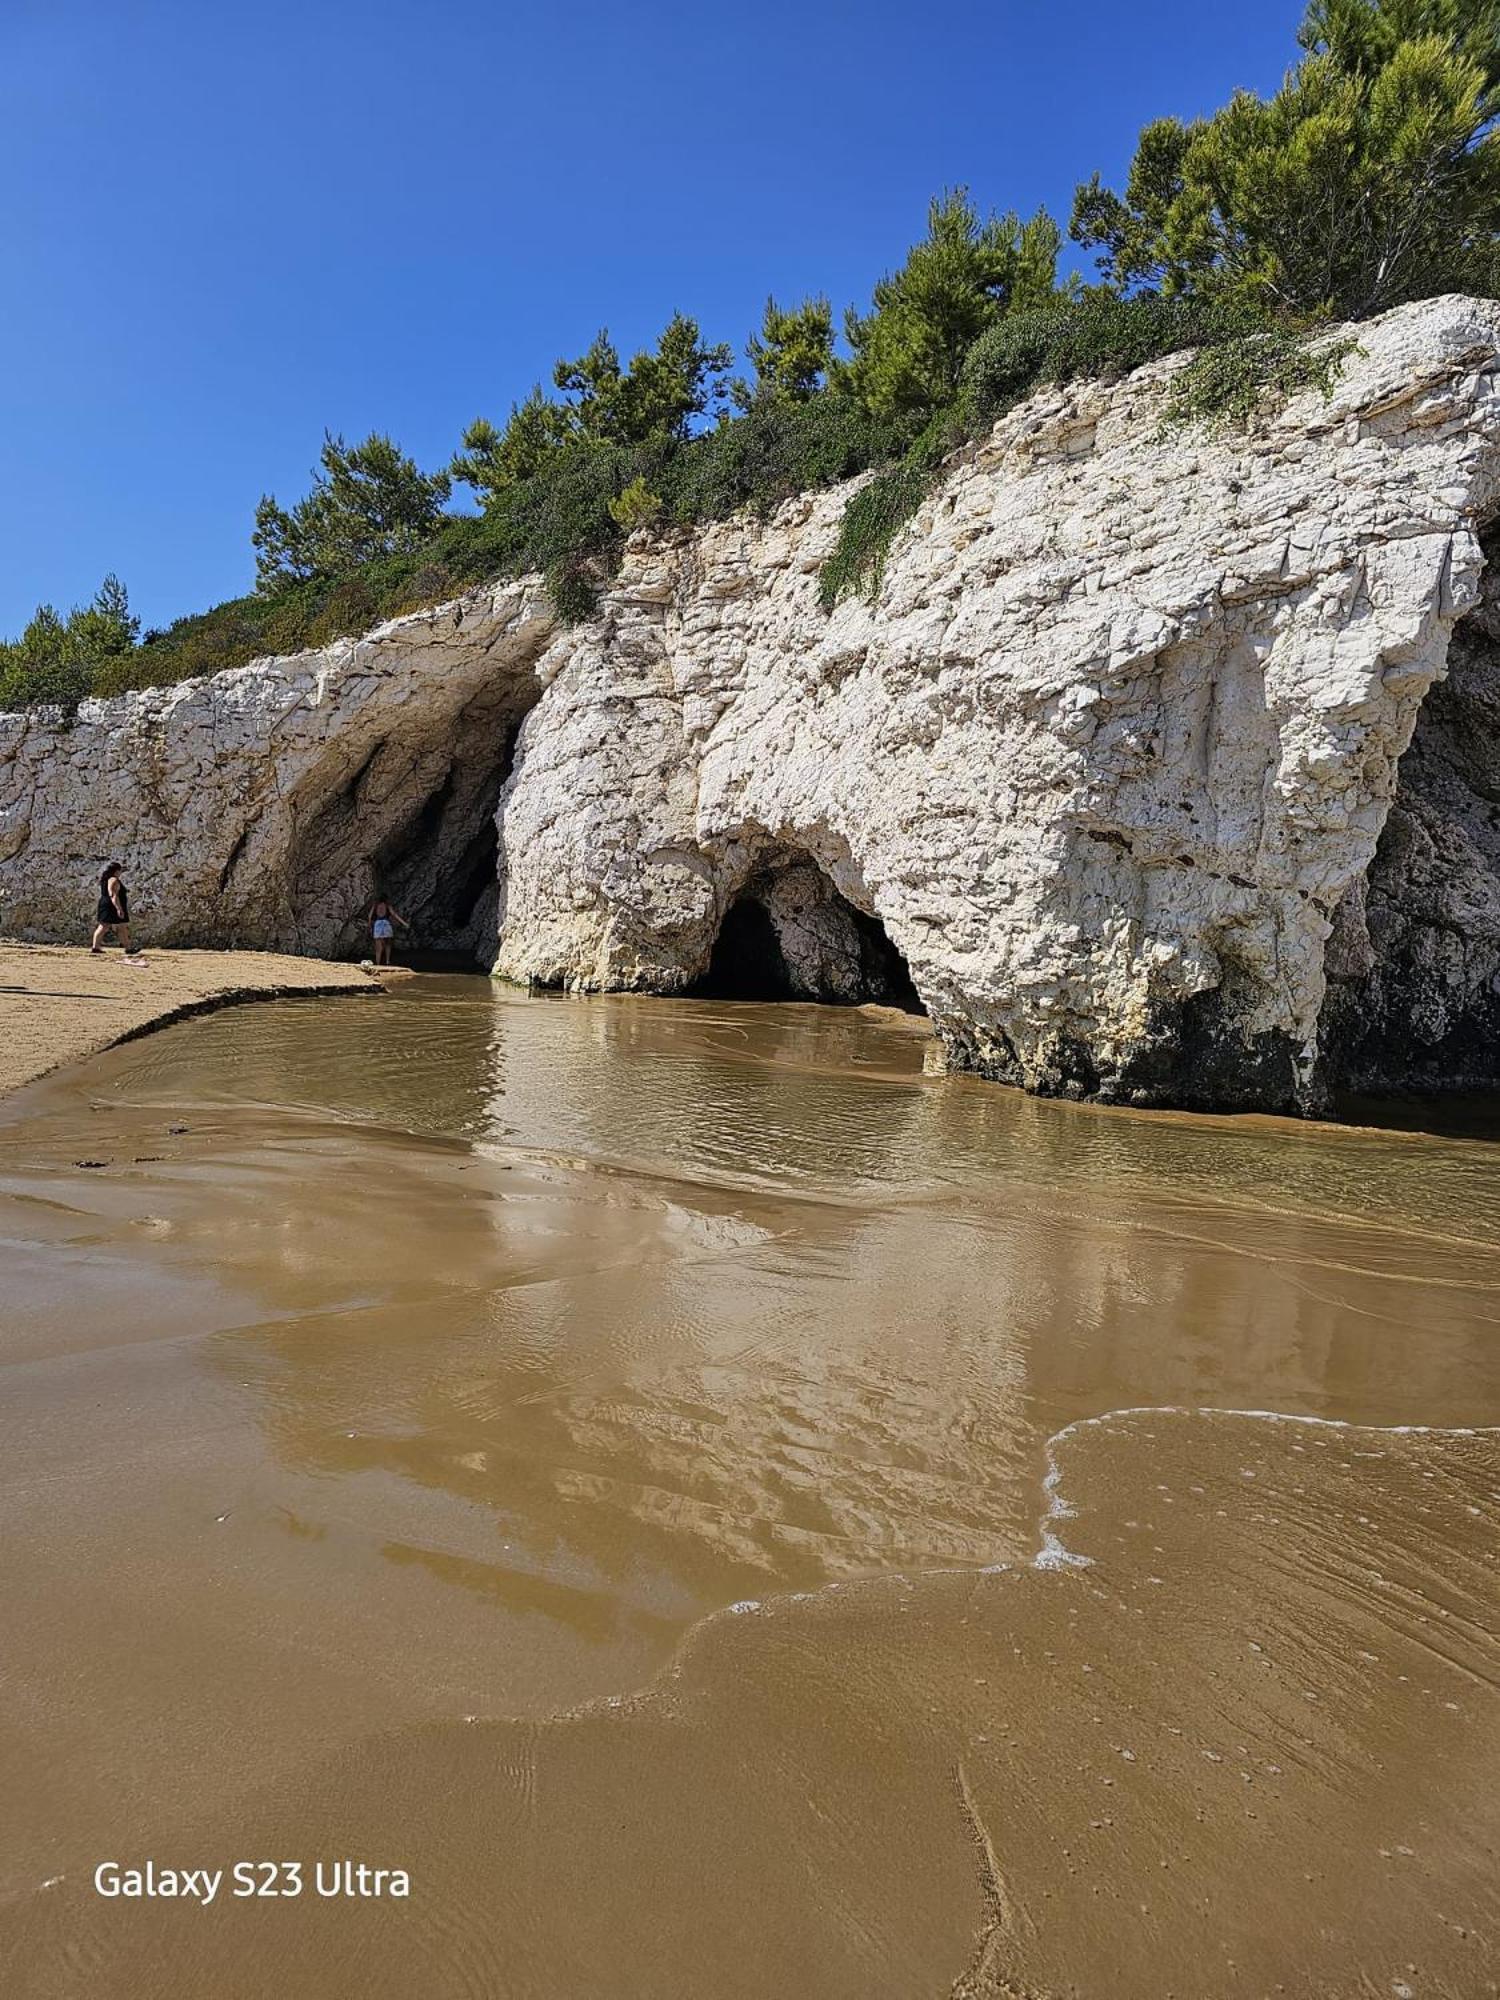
top-left (0, 578), bottom-right (138, 714)
top-left (608, 476), bottom-right (665, 532)
top-left (817, 460), bottom-right (932, 609)
top-left (959, 292), bottom-right (1286, 423)
top-left (545, 559), bottom-right (603, 624)
top-left (1163, 327), bottom-right (1357, 430)
top-left (663, 394), bottom-right (906, 524)
top-left (958, 304), bottom-right (1082, 418)
top-left (0, 649), bottom-right (94, 715)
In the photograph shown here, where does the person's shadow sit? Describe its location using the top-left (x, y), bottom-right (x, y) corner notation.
top-left (0, 986), bottom-right (114, 999)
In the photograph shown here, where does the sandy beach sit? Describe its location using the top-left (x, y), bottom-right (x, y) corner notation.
top-left (0, 941), bottom-right (395, 1098)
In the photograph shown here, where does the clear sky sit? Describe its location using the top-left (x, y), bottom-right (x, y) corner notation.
top-left (0, 0), bottom-right (1305, 636)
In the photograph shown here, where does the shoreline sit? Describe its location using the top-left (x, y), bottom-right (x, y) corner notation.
top-left (0, 941), bottom-right (400, 1100)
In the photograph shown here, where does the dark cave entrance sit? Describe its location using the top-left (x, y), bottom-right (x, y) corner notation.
top-left (287, 677), bottom-right (536, 969)
top-left (695, 896), bottom-right (794, 1000)
top-left (848, 904), bottom-right (924, 1013)
top-left (692, 859), bottom-right (924, 1013)
top-left (367, 749), bottom-right (509, 969)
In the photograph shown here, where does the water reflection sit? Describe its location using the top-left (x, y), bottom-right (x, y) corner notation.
top-left (6, 980), bottom-right (1500, 1636)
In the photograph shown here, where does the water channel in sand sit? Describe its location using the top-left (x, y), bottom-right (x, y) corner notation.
top-left (1, 976), bottom-right (1498, 1997)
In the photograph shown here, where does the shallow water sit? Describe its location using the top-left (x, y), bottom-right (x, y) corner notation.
top-left (1, 979), bottom-right (1498, 1997)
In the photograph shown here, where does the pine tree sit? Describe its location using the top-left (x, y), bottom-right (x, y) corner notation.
top-left (253, 433), bottom-right (451, 589)
top-left (553, 315), bottom-right (732, 444)
top-left (734, 296), bottom-right (836, 408)
top-left (450, 390), bottom-right (572, 508)
top-left (1072, 0), bottom-right (1500, 317)
top-left (842, 190), bottom-right (1061, 421)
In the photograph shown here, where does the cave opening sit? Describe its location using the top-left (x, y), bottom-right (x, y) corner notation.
top-left (692, 858), bottom-right (923, 1013)
top-left (696, 896), bottom-right (794, 1000)
top-left (287, 677), bottom-right (535, 969)
top-left (366, 747), bottom-right (510, 970)
top-left (847, 903), bottom-right (924, 1013)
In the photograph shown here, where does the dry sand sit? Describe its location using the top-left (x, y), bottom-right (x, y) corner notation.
top-left (0, 941), bottom-right (394, 1097)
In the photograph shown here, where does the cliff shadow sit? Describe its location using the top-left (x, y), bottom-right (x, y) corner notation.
top-left (690, 854), bottom-right (923, 1014)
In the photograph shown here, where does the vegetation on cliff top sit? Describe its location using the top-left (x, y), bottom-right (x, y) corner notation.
top-left (4, 0), bottom-right (1498, 713)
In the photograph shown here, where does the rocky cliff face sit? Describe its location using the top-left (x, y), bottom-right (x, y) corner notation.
top-left (5, 295), bottom-right (1500, 1111)
top-left (0, 593), bottom-right (555, 963)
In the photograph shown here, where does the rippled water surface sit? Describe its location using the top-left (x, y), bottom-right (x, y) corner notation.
top-left (2, 979), bottom-right (1498, 1998)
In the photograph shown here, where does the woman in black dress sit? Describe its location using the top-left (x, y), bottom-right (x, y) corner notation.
top-left (90, 862), bottom-right (142, 959)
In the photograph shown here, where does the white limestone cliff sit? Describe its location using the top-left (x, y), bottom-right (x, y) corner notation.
top-left (5, 294), bottom-right (1500, 1110)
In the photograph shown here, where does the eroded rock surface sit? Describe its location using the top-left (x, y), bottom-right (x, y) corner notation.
top-left (5, 296), bottom-right (1500, 1109)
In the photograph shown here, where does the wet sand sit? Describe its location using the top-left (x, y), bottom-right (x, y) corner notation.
top-left (0, 941), bottom-right (392, 1096)
top-left (1, 981), bottom-right (1498, 1997)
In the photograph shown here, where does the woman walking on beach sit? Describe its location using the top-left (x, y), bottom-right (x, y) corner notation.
top-left (91, 862), bottom-right (144, 961)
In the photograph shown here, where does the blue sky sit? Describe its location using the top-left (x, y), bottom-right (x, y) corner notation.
top-left (0, 0), bottom-right (1305, 636)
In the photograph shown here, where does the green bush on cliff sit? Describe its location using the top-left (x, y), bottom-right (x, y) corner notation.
top-left (663, 394), bottom-right (906, 523)
top-left (815, 461), bottom-right (933, 610)
top-left (961, 293), bottom-right (1263, 417)
top-left (1162, 325), bottom-right (1358, 430)
top-left (607, 476), bottom-right (665, 533)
